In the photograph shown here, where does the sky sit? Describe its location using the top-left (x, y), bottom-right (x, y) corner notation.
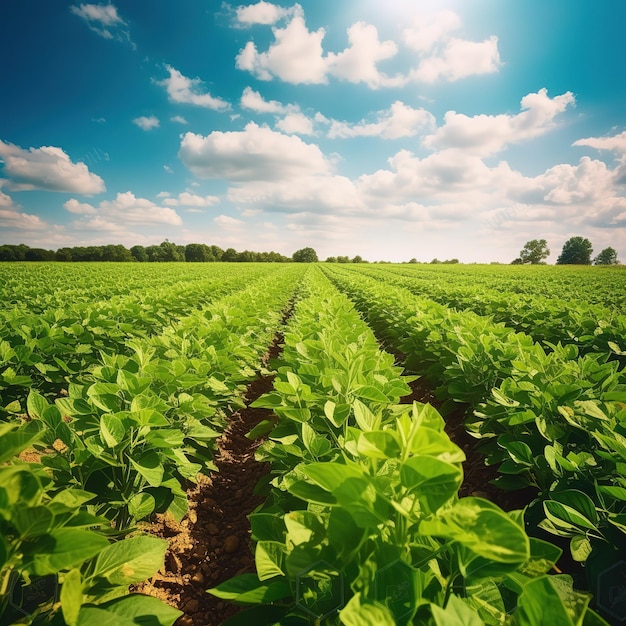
top-left (1, 1), bottom-right (625, 263)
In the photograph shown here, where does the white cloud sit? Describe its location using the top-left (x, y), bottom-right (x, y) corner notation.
top-left (70, 3), bottom-right (133, 45)
top-left (214, 214), bottom-right (244, 227)
top-left (0, 140), bottom-right (105, 194)
top-left (64, 198), bottom-right (98, 215)
top-left (235, 7), bottom-right (502, 87)
top-left (403, 10), bottom-right (461, 53)
top-left (163, 165), bottom-right (174, 174)
top-left (424, 89), bottom-right (575, 156)
top-left (403, 10), bottom-right (501, 83)
top-left (133, 115), bottom-right (160, 131)
top-left (327, 22), bottom-right (403, 89)
top-left (235, 1), bottom-right (298, 26)
top-left (178, 122), bottom-right (331, 181)
top-left (240, 86), bottom-right (286, 113)
top-left (67, 191), bottom-right (182, 226)
top-left (275, 112), bottom-right (315, 135)
top-left (410, 36), bottom-right (501, 83)
top-left (155, 65), bottom-right (230, 110)
top-left (328, 101), bottom-right (436, 140)
top-left (0, 190), bottom-right (47, 230)
top-left (170, 115), bottom-right (188, 124)
top-left (162, 192), bottom-right (220, 207)
top-left (538, 157), bottom-right (617, 205)
top-left (236, 15), bottom-right (328, 84)
top-left (573, 130), bottom-right (626, 154)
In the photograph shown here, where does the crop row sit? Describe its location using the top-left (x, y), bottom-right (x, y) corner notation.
top-left (0, 264), bottom-right (286, 416)
top-left (211, 268), bottom-right (604, 625)
top-left (1, 265), bottom-right (304, 624)
top-left (322, 265), bottom-right (626, 585)
top-left (376, 263), bottom-right (626, 310)
top-left (344, 265), bottom-right (626, 362)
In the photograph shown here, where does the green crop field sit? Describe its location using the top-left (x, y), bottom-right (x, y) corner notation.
top-left (1, 262), bottom-right (625, 625)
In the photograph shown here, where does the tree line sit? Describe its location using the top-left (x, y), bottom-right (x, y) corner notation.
top-left (512, 237), bottom-right (620, 265)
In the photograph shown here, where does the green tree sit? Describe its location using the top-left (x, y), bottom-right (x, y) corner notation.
top-left (130, 245), bottom-right (148, 262)
top-left (517, 239), bottom-right (550, 264)
top-left (292, 247), bottom-right (318, 263)
top-left (185, 243), bottom-right (211, 262)
top-left (594, 246), bottom-right (619, 265)
top-left (556, 236), bottom-right (593, 265)
top-left (222, 247), bottom-right (239, 262)
top-left (351, 255), bottom-right (364, 263)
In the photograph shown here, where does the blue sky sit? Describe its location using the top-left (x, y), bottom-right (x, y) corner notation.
top-left (1, 0), bottom-right (625, 262)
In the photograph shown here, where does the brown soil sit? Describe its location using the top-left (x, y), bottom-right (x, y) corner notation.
top-left (135, 330), bottom-right (287, 626)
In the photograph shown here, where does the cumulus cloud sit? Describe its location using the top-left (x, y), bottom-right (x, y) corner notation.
top-left (424, 89), bottom-right (575, 155)
top-left (0, 140), bottom-right (105, 194)
top-left (170, 115), bottom-right (188, 124)
top-left (0, 189), bottom-right (47, 230)
top-left (235, 1), bottom-right (299, 26)
top-left (155, 65), bottom-right (230, 110)
top-left (236, 14), bottom-right (328, 84)
top-left (240, 86), bottom-right (286, 113)
top-left (573, 130), bottom-right (626, 154)
top-left (162, 192), bottom-right (220, 208)
top-left (405, 11), bottom-right (501, 83)
top-left (133, 115), bottom-right (160, 131)
top-left (66, 191), bottom-right (182, 226)
top-left (328, 101), bottom-right (436, 140)
top-left (234, 7), bottom-right (501, 88)
top-left (214, 214), bottom-right (244, 227)
top-left (327, 22), bottom-right (403, 89)
top-left (70, 3), bottom-right (133, 46)
top-left (275, 112), bottom-right (315, 135)
top-left (178, 122), bottom-right (331, 181)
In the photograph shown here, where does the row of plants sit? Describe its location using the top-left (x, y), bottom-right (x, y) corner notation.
top-left (211, 268), bottom-right (604, 625)
top-left (1, 266), bottom-right (305, 624)
top-left (383, 264), bottom-right (626, 310)
top-left (349, 265), bottom-right (626, 362)
top-left (0, 264), bottom-right (283, 417)
top-left (322, 266), bottom-right (626, 592)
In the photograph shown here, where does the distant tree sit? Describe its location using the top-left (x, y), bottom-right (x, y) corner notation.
top-left (208, 245), bottom-right (224, 261)
top-left (325, 256), bottom-right (337, 263)
top-left (430, 258), bottom-right (441, 264)
top-left (147, 240), bottom-right (184, 262)
top-left (408, 258), bottom-right (418, 264)
top-left (556, 237), bottom-right (593, 265)
top-left (351, 255), bottom-right (364, 263)
top-left (443, 258), bottom-right (459, 264)
top-left (130, 245), bottom-right (148, 262)
top-left (185, 243), bottom-right (211, 262)
top-left (56, 248), bottom-right (73, 261)
top-left (594, 247), bottom-right (619, 265)
top-left (337, 256), bottom-right (350, 263)
top-left (510, 258), bottom-right (523, 265)
top-left (25, 247), bottom-right (55, 261)
top-left (222, 247), bottom-right (239, 262)
top-left (292, 247), bottom-right (318, 263)
top-left (517, 239), bottom-right (550, 264)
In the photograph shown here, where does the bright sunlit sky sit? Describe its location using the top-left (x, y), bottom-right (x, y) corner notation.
top-left (1, 0), bottom-right (625, 262)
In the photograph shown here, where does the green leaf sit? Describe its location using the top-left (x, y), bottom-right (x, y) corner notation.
top-left (29, 529), bottom-right (110, 576)
top-left (27, 390), bottom-right (49, 420)
top-left (255, 541), bottom-right (286, 581)
top-left (100, 414), bottom-right (125, 448)
top-left (354, 385), bottom-right (389, 403)
top-left (128, 492), bottom-right (156, 520)
top-left (357, 431), bottom-right (401, 460)
top-left (61, 568), bottom-right (83, 626)
top-left (431, 595), bottom-right (483, 626)
top-left (89, 536), bottom-right (167, 585)
top-left (129, 452), bottom-right (164, 488)
top-left (208, 573), bottom-right (291, 604)
top-left (400, 456), bottom-right (462, 513)
top-left (78, 595), bottom-right (182, 626)
top-left (339, 593), bottom-right (396, 626)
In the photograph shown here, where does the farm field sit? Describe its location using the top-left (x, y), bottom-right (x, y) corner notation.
top-left (1, 262), bottom-right (625, 625)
